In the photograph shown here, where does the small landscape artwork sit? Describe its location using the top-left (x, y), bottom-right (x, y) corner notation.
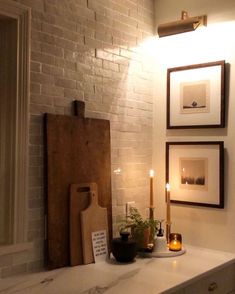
top-left (180, 80), bottom-right (210, 114)
top-left (180, 157), bottom-right (208, 191)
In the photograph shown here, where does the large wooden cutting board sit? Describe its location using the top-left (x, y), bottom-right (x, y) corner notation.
top-left (69, 183), bottom-right (97, 266)
top-left (45, 101), bottom-right (112, 269)
top-left (81, 190), bottom-right (108, 264)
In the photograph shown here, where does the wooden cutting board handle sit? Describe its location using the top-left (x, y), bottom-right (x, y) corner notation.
top-left (89, 190), bottom-right (99, 207)
top-left (73, 100), bottom-right (85, 118)
top-left (80, 190), bottom-right (109, 264)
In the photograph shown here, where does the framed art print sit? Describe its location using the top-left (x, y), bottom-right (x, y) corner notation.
top-left (166, 141), bottom-right (224, 208)
top-left (167, 60), bottom-right (225, 129)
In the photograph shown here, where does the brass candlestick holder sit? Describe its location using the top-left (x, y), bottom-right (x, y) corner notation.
top-left (148, 206), bottom-right (155, 246)
top-left (149, 206), bottom-right (155, 220)
top-left (166, 221), bottom-right (171, 244)
top-left (165, 183), bottom-right (171, 244)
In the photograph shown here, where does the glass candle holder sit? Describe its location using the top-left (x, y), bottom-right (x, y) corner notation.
top-left (169, 233), bottom-right (182, 251)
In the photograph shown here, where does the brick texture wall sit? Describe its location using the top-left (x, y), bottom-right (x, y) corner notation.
top-left (0, 0), bottom-right (155, 277)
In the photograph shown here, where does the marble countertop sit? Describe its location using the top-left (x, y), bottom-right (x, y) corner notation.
top-left (1, 245), bottom-right (235, 294)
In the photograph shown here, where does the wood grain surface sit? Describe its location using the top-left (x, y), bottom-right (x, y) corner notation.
top-left (80, 190), bottom-right (108, 264)
top-left (69, 183), bottom-right (97, 266)
top-left (45, 104), bottom-right (112, 269)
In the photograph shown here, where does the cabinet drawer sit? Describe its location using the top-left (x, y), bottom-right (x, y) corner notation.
top-left (184, 263), bottom-right (235, 294)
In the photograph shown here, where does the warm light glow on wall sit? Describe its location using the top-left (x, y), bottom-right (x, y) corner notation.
top-left (155, 20), bottom-right (235, 67)
top-left (121, 20), bottom-right (235, 89)
top-left (128, 37), bottom-right (158, 75)
top-left (125, 20), bottom-right (235, 73)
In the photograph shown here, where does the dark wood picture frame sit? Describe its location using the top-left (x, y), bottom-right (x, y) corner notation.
top-left (167, 60), bottom-right (225, 129)
top-left (166, 141), bottom-right (224, 208)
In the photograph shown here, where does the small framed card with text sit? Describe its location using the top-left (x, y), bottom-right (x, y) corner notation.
top-left (92, 230), bottom-right (108, 263)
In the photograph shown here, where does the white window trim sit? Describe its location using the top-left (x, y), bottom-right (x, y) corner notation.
top-left (0, 0), bottom-right (30, 245)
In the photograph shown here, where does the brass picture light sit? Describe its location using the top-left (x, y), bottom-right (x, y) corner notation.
top-left (158, 11), bottom-right (207, 38)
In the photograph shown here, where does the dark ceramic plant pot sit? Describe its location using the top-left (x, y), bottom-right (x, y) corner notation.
top-left (111, 232), bottom-right (137, 263)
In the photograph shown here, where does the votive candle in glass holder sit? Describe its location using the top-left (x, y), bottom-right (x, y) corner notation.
top-left (169, 233), bottom-right (182, 251)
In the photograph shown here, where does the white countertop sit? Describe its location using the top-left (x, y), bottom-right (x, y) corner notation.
top-left (1, 245), bottom-right (235, 294)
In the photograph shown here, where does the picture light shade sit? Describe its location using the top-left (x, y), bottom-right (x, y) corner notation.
top-left (158, 13), bottom-right (207, 38)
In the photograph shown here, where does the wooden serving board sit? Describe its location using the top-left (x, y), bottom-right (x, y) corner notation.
top-left (45, 101), bottom-right (112, 269)
top-left (81, 190), bottom-right (108, 264)
top-left (69, 183), bottom-right (97, 266)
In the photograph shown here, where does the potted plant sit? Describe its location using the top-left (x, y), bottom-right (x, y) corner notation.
top-left (125, 207), bottom-right (159, 251)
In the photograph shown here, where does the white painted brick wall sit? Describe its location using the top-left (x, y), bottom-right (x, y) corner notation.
top-left (0, 0), bottom-right (155, 277)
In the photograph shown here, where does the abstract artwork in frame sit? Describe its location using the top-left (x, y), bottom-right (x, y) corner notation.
top-left (167, 60), bottom-right (225, 129)
top-left (166, 141), bottom-right (224, 208)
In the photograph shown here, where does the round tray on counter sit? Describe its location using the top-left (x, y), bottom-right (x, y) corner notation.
top-left (138, 247), bottom-right (186, 258)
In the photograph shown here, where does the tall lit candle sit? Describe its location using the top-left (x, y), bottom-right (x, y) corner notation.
top-left (166, 183), bottom-right (171, 223)
top-left (149, 169), bottom-right (154, 207)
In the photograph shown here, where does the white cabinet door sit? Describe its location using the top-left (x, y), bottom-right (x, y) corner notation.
top-left (184, 263), bottom-right (235, 294)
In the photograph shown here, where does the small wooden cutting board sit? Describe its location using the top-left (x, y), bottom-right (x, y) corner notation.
top-left (69, 183), bottom-right (98, 266)
top-left (80, 190), bottom-right (109, 264)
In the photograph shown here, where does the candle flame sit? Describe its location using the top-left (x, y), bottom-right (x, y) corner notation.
top-left (149, 169), bottom-right (154, 178)
top-left (166, 183), bottom-right (171, 191)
